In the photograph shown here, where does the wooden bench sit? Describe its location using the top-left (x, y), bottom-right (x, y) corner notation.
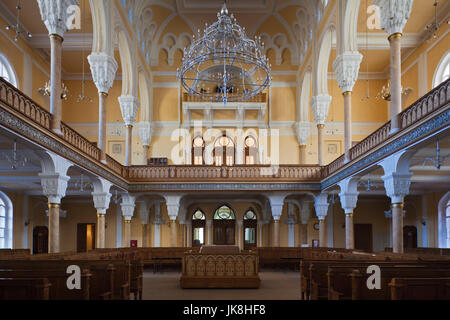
top-left (0, 278), bottom-right (51, 300)
top-left (389, 277), bottom-right (450, 300)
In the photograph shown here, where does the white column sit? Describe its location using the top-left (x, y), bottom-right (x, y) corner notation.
top-left (268, 194), bottom-right (287, 247)
top-left (139, 201), bottom-right (150, 247)
top-left (139, 122), bottom-right (152, 165)
top-left (37, 0), bottom-right (77, 134)
top-left (116, 205), bottom-right (122, 248)
top-left (120, 194), bottom-right (136, 247)
top-left (299, 201), bottom-right (311, 247)
top-left (88, 53), bottom-right (118, 160)
top-left (286, 203), bottom-right (296, 247)
top-left (333, 52), bottom-right (362, 162)
top-left (38, 152), bottom-right (72, 253)
top-left (206, 220), bottom-right (212, 245)
top-left (153, 202), bottom-right (163, 247)
top-left (163, 194), bottom-right (182, 247)
top-left (296, 122), bottom-right (310, 164)
top-left (338, 177), bottom-right (360, 249)
top-left (119, 95), bottom-right (140, 166)
top-left (380, 150), bottom-right (414, 253)
top-left (314, 193), bottom-right (329, 247)
top-left (310, 95), bottom-right (331, 165)
top-left (374, 0), bottom-right (413, 134)
top-left (91, 179), bottom-right (112, 249)
top-left (237, 221), bottom-right (243, 250)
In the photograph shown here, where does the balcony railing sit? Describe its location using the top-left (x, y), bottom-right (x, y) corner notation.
top-left (183, 92), bottom-right (267, 103)
top-left (125, 164), bottom-right (325, 181)
top-left (327, 79), bottom-right (450, 175)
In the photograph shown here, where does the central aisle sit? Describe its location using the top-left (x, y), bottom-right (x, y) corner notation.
top-left (142, 270), bottom-right (301, 300)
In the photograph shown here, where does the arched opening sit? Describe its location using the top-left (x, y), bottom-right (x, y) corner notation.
top-left (0, 191), bottom-right (13, 248)
top-left (192, 136), bottom-right (205, 165)
top-left (213, 205), bottom-right (235, 245)
top-left (433, 52), bottom-right (450, 88)
top-left (244, 136), bottom-right (257, 165)
top-left (0, 54), bottom-right (18, 88)
top-left (214, 134), bottom-right (235, 166)
top-left (403, 225), bottom-right (417, 249)
top-left (192, 209), bottom-right (205, 247)
top-left (32, 226), bottom-right (48, 254)
top-left (243, 208), bottom-right (257, 250)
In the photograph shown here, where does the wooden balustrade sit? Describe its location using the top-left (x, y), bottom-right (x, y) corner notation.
top-left (183, 92), bottom-right (267, 103)
top-left (126, 165), bottom-right (325, 181)
top-left (60, 122), bottom-right (101, 161)
top-left (327, 79), bottom-right (449, 175)
top-left (105, 154), bottom-right (124, 176)
top-left (0, 78), bottom-right (51, 130)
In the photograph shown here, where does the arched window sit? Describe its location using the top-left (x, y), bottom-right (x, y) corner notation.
top-left (0, 54), bottom-right (18, 88)
top-left (243, 209), bottom-right (257, 250)
top-left (433, 52), bottom-right (450, 88)
top-left (214, 135), bottom-right (234, 166)
top-left (213, 205), bottom-right (235, 245)
top-left (192, 136), bottom-right (205, 165)
top-left (214, 205), bottom-right (235, 220)
top-left (244, 136), bottom-right (257, 165)
top-left (192, 209), bottom-right (205, 247)
top-left (0, 191), bottom-right (13, 249)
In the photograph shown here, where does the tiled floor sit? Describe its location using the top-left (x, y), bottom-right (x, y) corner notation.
top-left (142, 269), bottom-right (301, 300)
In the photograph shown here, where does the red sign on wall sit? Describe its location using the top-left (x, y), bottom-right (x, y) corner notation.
top-left (130, 240), bottom-right (138, 247)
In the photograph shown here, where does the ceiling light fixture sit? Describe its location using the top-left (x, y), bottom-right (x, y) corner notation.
top-left (177, 0), bottom-right (271, 104)
top-left (5, 0), bottom-right (32, 41)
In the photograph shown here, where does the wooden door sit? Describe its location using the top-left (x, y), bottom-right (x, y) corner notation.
top-left (77, 223), bottom-right (96, 252)
top-left (354, 224), bottom-right (373, 252)
top-left (213, 220), bottom-right (235, 245)
top-left (403, 226), bottom-right (417, 249)
top-left (32, 226), bottom-right (48, 254)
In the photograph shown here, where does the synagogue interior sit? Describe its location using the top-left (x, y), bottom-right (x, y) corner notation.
top-left (0, 0), bottom-right (449, 301)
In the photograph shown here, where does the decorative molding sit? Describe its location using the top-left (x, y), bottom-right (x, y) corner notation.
top-left (36, 0), bottom-right (78, 37)
top-left (373, 0), bottom-right (413, 36)
top-left (138, 121), bottom-right (153, 147)
top-left (118, 95), bottom-right (140, 126)
top-left (310, 95), bottom-right (332, 125)
top-left (88, 53), bottom-right (118, 94)
top-left (333, 51), bottom-right (363, 93)
top-left (295, 121), bottom-right (311, 146)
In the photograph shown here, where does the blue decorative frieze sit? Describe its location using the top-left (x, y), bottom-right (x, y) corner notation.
top-left (322, 108), bottom-right (450, 189)
top-left (0, 107), bottom-right (129, 189)
top-left (128, 182), bottom-right (321, 192)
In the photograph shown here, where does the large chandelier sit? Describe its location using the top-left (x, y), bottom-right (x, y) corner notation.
top-left (177, 0), bottom-right (271, 103)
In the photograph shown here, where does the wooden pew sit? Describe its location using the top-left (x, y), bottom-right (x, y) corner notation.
top-left (389, 277), bottom-right (450, 300)
top-left (0, 278), bottom-right (51, 300)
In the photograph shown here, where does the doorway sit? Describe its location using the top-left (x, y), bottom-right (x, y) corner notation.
top-left (403, 225), bottom-right (417, 249)
top-left (213, 205), bottom-right (235, 245)
top-left (243, 209), bottom-right (257, 250)
top-left (354, 224), bottom-right (373, 252)
top-left (77, 223), bottom-right (96, 252)
top-left (32, 226), bottom-right (48, 254)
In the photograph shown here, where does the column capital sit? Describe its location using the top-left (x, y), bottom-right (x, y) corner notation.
top-left (163, 194), bottom-right (183, 220)
top-left (310, 95), bottom-right (332, 125)
top-left (268, 193), bottom-right (287, 220)
top-left (88, 52), bottom-right (118, 94)
top-left (206, 220), bottom-right (212, 227)
top-left (39, 173), bottom-right (70, 204)
top-left (332, 51), bottom-right (363, 93)
top-left (381, 173), bottom-right (413, 203)
top-left (295, 121), bottom-right (311, 146)
top-left (338, 176), bottom-right (360, 214)
top-left (314, 193), bottom-right (329, 220)
top-left (37, 0), bottom-right (78, 38)
top-left (92, 192), bottom-right (112, 214)
top-left (120, 194), bottom-right (136, 220)
top-left (237, 220), bottom-right (243, 227)
top-left (373, 0), bottom-right (413, 36)
top-left (138, 121), bottom-right (153, 147)
top-left (118, 95), bottom-right (140, 126)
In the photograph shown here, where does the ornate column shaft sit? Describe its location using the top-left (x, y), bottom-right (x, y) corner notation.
top-left (338, 177), bottom-right (359, 250)
top-left (333, 52), bottom-right (362, 162)
top-left (92, 192), bottom-right (112, 248)
top-left (296, 121), bottom-right (310, 164)
top-left (164, 195), bottom-right (182, 247)
top-left (37, 0), bottom-right (77, 135)
top-left (139, 122), bottom-right (152, 165)
top-left (88, 53), bottom-right (118, 159)
top-left (120, 194), bottom-right (136, 247)
top-left (310, 95), bottom-right (331, 166)
top-left (314, 193), bottom-right (329, 247)
top-left (237, 221), bottom-right (243, 249)
top-left (269, 194), bottom-right (286, 247)
top-left (374, 0), bottom-right (413, 134)
top-left (119, 95), bottom-right (139, 166)
top-left (206, 220), bottom-right (212, 245)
